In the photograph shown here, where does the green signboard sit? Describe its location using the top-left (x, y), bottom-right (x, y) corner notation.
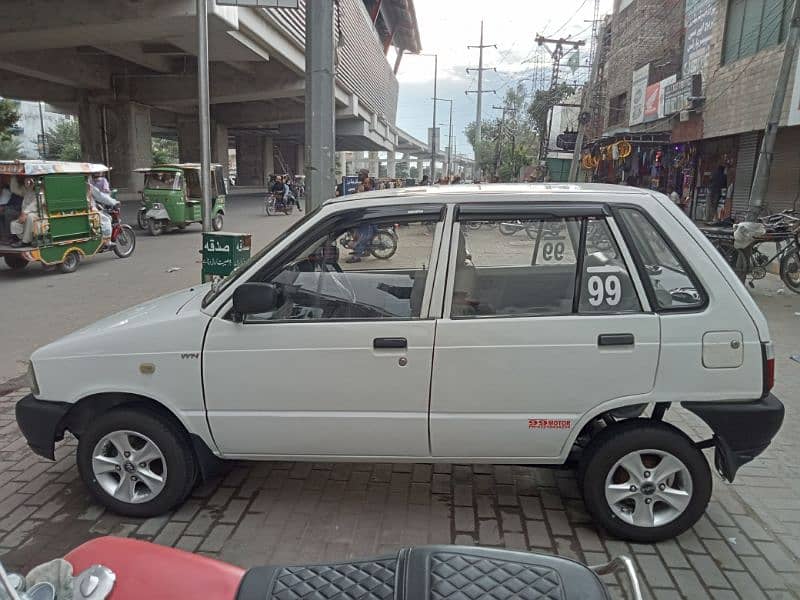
top-left (202, 232), bottom-right (252, 279)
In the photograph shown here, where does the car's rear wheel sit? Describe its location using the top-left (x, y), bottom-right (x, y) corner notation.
top-left (77, 407), bottom-right (197, 517)
top-left (579, 420), bottom-right (711, 543)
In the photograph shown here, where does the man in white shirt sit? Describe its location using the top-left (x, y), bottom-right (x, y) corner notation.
top-left (9, 177), bottom-right (39, 246)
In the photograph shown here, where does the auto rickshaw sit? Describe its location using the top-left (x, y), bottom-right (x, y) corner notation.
top-left (136, 163), bottom-right (226, 236)
top-left (0, 160), bottom-right (135, 274)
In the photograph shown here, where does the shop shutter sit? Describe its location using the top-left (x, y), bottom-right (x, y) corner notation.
top-left (732, 131), bottom-right (759, 214)
top-left (764, 126), bottom-right (800, 213)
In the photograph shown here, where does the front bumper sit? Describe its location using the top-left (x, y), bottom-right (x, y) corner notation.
top-left (15, 394), bottom-right (71, 460)
top-left (683, 393), bottom-right (784, 481)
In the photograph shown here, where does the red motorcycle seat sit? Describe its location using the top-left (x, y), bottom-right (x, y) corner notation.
top-left (66, 536), bottom-right (244, 600)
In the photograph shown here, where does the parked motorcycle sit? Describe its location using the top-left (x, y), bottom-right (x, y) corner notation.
top-left (265, 191), bottom-right (294, 216)
top-left (0, 536), bottom-right (643, 600)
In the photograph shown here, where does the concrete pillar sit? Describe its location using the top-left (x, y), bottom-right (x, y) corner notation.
top-left (105, 102), bottom-right (152, 197)
top-left (177, 117), bottom-right (201, 164)
top-left (263, 137), bottom-right (274, 179)
top-left (387, 152), bottom-right (396, 178)
top-left (369, 151), bottom-right (380, 177)
top-left (235, 133), bottom-right (265, 186)
top-left (211, 122), bottom-right (229, 177)
top-left (78, 95), bottom-right (104, 164)
top-left (296, 143), bottom-right (305, 178)
top-left (338, 152), bottom-right (347, 177)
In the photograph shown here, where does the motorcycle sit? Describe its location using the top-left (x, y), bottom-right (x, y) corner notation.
top-left (99, 206), bottom-right (136, 259)
top-left (265, 191), bottom-right (294, 216)
top-left (1, 536), bottom-right (642, 600)
top-left (339, 224), bottom-right (398, 260)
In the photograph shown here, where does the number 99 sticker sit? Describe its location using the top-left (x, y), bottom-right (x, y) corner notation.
top-left (587, 267), bottom-right (622, 307)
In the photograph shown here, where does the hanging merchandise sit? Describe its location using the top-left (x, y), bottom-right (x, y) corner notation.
top-left (612, 144), bottom-right (620, 160)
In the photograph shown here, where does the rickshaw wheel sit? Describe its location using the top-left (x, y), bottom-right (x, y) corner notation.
top-left (136, 210), bottom-right (147, 230)
top-left (148, 218), bottom-right (163, 237)
top-left (4, 255), bottom-right (28, 270)
top-left (58, 251), bottom-right (81, 274)
top-left (212, 213), bottom-right (224, 231)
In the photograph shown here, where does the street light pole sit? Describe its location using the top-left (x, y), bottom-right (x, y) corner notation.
top-left (196, 0), bottom-right (212, 233)
top-left (434, 97), bottom-right (454, 178)
top-left (431, 55), bottom-right (438, 181)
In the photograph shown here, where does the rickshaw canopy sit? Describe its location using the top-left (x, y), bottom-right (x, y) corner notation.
top-left (0, 160), bottom-right (110, 176)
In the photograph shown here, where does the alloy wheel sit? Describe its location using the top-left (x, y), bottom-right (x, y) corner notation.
top-left (604, 449), bottom-right (693, 528)
top-left (91, 430), bottom-right (167, 504)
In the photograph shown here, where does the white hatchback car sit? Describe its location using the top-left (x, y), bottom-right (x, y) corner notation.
top-left (17, 184), bottom-right (784, 542)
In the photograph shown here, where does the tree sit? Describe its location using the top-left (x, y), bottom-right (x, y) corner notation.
top-left (46, 119), bottom-right (81, 161)
top-left (152, 137), bottom-right (179, 164)
top-left (0, 137), bottom-right (23, 160)
top-left (395, 161), bottom-right (410, 179)
top-left (0, 99), bottom-right (20, 142)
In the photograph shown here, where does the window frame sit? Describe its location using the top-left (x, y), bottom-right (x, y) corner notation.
top-left (611, 204), bottom-right (709, 314)
top-left (227, 203), bottom-right (448, 324)
top-left (443, 204), bottom-right (648, 320)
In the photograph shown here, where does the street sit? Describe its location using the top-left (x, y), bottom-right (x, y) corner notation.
top-left (0, 196), bottom-right (799, 599)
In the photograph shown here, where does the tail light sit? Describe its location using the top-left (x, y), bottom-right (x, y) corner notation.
top-left (762, 342), bottom-right (775, 397)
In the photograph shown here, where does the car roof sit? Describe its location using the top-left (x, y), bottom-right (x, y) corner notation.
top-left (324, 183), bottom-right (658, 206)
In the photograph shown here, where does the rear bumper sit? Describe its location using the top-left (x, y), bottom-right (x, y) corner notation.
top-left (683, 394), bottom-right (784, 481)
top-left (15, 394), bottom-right (71, 460)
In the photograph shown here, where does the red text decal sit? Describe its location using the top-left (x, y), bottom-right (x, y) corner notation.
top-left (528, 419), bottom-right (572, 430)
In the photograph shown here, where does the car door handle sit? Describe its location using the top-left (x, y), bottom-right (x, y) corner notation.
top-left (373, 337), bottom-right (407, 349)
top-left (598, 334), bottom-right (635, 347)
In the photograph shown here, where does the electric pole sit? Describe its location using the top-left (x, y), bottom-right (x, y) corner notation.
top-left (535, 36), bottom-right (585, 168)
top-left (749, 0), bottom-right (800, 215)
top-left (467, 21), bottom-right (496, 182)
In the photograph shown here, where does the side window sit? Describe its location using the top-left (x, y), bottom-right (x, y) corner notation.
top-left (617, 208), bottom-right (705, 310)
top-left (579, 218), bottom-right (641, 314)
top-left (244, 219), bottom-right (438, 322)
top-left (451, 218), bottom-right (580, 318)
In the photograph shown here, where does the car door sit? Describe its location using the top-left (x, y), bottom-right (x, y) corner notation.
top-left (429, 204), bottom-right (661, 460)
top-left (203, 205), bottom-right (445, 458)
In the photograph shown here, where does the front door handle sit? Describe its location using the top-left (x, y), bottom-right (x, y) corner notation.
top-left (374, 337), bottom-right (407, 349)
top-left (598, 333), bottom-right (635, 347)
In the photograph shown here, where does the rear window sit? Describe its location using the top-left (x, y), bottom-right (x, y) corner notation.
top-left (616, 208), bottom-right (706, 311)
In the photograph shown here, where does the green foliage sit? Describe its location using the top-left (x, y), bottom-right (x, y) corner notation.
top-left (0, 137), bottom-right (23, 160)
top-left (395, 161), bottom-right (410, 179)
top-left (152, 137), bottom-right (179, 165)
top-left (528, 82), bottom-right (575, 139)
top-left (0, 99), bottom-right (20, 142)
top-left (46, 119), bottom-right (81, 161)
top-left (465, 85), bottom-right (540, 181)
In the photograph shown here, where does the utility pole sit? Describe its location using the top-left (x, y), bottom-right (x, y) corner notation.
top-left (196, 0), bottom-right (212, 233)
top-left (431, 54), bottom-right (438, 180)
top-left (535, 36), bottom-right (585, 167)
top-left (467, 21), bottom-right (496, 182)
top-left (749, 0), bottom-right (800, 215)
top-left (305, 1), bottom-right (336, 211)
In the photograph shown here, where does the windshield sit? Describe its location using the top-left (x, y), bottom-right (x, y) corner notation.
top-left (144, 171), bottom-right (182, 190)
top-left (202, 205), bottom-right (322, 308)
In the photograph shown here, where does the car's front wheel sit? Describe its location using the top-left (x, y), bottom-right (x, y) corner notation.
top-left (77, 407), bottom-right (197, 517)
top-left (579, 420), bottom-right (711, 543)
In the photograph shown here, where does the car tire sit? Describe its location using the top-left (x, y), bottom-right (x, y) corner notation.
top-left (77, 407), bottom-right (197, 518)
top-left (578, 420), bottom-right (711, 543)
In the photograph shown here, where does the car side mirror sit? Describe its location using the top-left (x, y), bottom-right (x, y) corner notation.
top-left (232, 283), bottom-right (279, 321)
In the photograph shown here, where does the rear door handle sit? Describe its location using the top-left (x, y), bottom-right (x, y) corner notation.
top-left (374, 337), bottom-right (407, 349)
top-left (598, 334), bottom-right (635, 347)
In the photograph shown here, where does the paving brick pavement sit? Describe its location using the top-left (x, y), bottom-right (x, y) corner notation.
top-left (0, 281), bottom-right (798, 600)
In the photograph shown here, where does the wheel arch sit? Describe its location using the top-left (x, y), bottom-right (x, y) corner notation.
top-left (63, 392), bottom-right (223, 481)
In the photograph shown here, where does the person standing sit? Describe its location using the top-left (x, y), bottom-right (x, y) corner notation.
top-left (708, 165), bottom-right (727, 222)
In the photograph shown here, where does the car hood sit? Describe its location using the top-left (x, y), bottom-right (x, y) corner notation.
top-left (32, 285), bottom-right (210, 361)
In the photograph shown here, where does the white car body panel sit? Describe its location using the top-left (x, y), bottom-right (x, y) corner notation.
top-left (27, 184), bottom-right (772, 465)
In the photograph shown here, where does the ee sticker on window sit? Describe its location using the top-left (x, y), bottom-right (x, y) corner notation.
top-left (586, 267), bottom-right (622, 307)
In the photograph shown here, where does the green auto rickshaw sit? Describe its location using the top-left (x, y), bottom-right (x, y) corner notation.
top-left (136, 163), bottom-right (226, 236)
top-left (0, 160), bottom-right (135, 274)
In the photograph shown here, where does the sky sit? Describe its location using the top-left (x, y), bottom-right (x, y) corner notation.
top-left (394, 0), bottom-right (614, 160)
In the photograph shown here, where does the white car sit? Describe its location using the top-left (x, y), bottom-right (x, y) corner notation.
top-left (16, 184), bottom-right (784, 542)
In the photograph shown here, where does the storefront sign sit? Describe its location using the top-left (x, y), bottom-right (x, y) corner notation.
top-left (664, 74), bottom-right (702, 115)
top-left (683, 0), bottom-right (717, 77)
top-left (629, 64), bottom-right (650, 126)
top-left (644, 83), bottom-right (661, 122)
top-left (790, 47), bottom-right (800, 126)
top-left (658, 75), bottom-right (677, 119)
